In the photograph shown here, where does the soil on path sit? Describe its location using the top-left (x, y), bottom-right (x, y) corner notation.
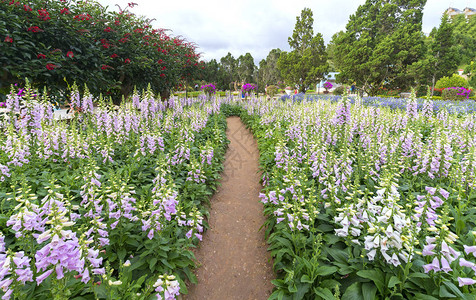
top-left (186, 116), bottom-right (275, 300)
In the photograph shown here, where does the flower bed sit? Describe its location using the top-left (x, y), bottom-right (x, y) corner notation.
top-left (0, 88), bottom-right (228, 299)
top-left (235, 96), bottom-right (476, 299)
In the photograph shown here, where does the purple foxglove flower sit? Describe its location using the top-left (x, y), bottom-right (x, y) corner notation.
top-left (423, 257), bottom-right (440, 273)
top-left (439, 188), bottom-right (450, 200)
top-left (186, 229), bottom-right (193, 239)
top-left (459, 258), bottom-right (476, 269)
top-left (458, 277), bottom-right (476, 287)
top-left (440, 257), bottom-right (452, 273)
top-left (36, 269), bottom-right (54, 285)
top-left (425, 187), bottom-right (436, 195)
top-left (422, 244), bottom-right (436, 256)
top-left (464, 245), bottom-right (476, 256)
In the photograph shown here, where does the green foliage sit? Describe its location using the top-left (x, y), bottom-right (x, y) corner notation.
top-left (266, 85), bottom-right (278, 97)
top-left (332, 0), bottom-right (426, 95)
top-left (0, 0), bottom-right (202, 103)
top-left (333, 86), bottom-right (345, 95)
top-left (409, 14), bottom-right (460, 91)
top-left (451, 14), bottom-right (476, 67)
top-left (258, 49), bottom-right (283, 88)
top-left (237, 53), bottom-right (256, 84)
top-left (435, 74), bottom-right (469, 89)
top-left (278, 8), bottom-right (328, 93)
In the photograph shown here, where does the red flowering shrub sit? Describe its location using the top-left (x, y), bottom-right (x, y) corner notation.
top-left (0, 0), bottom-right (203, 103)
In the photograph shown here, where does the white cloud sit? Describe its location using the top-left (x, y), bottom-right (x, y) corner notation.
top-left (97, 0), bottom-right (473, 64)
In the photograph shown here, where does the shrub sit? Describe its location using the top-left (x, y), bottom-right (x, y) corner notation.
top-left (305, 89), bottom-right (316, 94)
top-left (469, 76), bottom-right (476, 89)
top-left (441, 87), bottom-right (474, 101)
top-left (266, 85), bottom-right (278, 97)
top-left (435, 74), bottom-right (469, 89)
top-left (333, 86), bottom-right (345, 95)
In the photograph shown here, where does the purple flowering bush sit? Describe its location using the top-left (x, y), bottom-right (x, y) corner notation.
top-left (241, 83), bottom-right (256, 93)
top-left (200, 83), bottom-right (216, 97)
top-left (233, 94), bottom-right (476, 299)
top-left (0, 85), bottom-right (228, 299)
top-left (323, 81), bottom-right (333, 91)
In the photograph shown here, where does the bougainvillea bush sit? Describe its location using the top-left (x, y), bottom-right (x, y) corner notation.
top-left (0, 86), bottom-right (227, 299)
top-left (0, 0), bottom-right (204, 102)
top-left (234, 95), bottom-right (476, 299)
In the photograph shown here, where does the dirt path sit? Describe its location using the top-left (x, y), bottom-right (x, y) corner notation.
top-left (186, 116), bottom-right (275, 300)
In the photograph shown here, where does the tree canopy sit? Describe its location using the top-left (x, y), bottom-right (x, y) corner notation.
top-left (278, 8), bottom-right (328, 92)
top-left (331, 0), bottom-right (427, 95)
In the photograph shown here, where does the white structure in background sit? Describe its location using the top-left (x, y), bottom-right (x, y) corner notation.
top-left (445, 7), bottom-right (476, 19)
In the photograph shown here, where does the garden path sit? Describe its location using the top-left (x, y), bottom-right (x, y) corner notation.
top-left (185, 116), bottom-right (275, 300)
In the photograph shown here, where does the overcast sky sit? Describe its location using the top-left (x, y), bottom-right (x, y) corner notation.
top-left (97, 0), bottom-right (473, 64)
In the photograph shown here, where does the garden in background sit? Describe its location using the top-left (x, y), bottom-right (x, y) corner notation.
top-left (2, 0), bottom-right (476, 299)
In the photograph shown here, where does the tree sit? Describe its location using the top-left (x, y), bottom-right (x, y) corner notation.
top-left (258, 48), bottom-right (282, 86)
top-left (278, 8), bottom-right (328, 92)
top-left (237, 53), bottom-right (256, 83)
top-left (408, 14), bottom-right (459, 95)
top-left (220, 52), bottom-right (238, 90)
top-left (332, 0), bottom-right (427, 95)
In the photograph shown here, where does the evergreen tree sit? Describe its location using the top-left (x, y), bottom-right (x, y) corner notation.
top-left (237, 53), bottom-right (256, 83)
top-left (278, 8), bottom-right (328, 92)
top-left (258, 48), bottom-right (283, 86)
top-left (332, 0), bottom-right (427, 95)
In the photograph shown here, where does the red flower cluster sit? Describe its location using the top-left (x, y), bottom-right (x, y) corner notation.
top-left (74, 13), bottom-right (91, 21)
top-left (66, 51), bottom-right (74, 58)
top-left (60, 7), bottom-right (70, 15)
top-left (27, 26), bottom-right (43, 33)
top-left (157, 59), bottom-right (163, 64)
top-left (104, 27), bottom-right (112, 32)
top-left (110, 53), bottom-right (119, 58)
top-left (101, 65), bottom-right (113, 70)
top-left (124, 58), bottom-right (131, 64)
top-left (4, 36), bottom-right (13, 43)
top-left (46, 63), bottom-right (58, 70)
top-left (23, 4), bottom-right (32, 11)
top-left (160, 73), bottom-right (166, 78)
top-left (133, 28), bottom-right (143, 34)
top-left (37, 53), bottom-right (46, 59)
top-left (38, 9), bottom-right (51, 21)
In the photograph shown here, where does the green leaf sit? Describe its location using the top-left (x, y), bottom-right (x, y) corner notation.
top-left (316, 265), bottom-right (338, 276)
top-left (388, 276), bottom-right (401, 288)
top-left (301, 275), bottom-right (313, 283)
top-left (293, 283), bottom-right (311, 300)
top-left (443, 281), bottom-right (465, 298)
top-left (439, 285), bottom-right (456, 298)
top-left (413, 293), bottom-right (439, 300)
top-left (342, 282), bottom-right (363, 300)
top-left (149, 257), bottom-right (157, 271)
top-left (356, 270), bottom-right (385, 294)
top-left (117, 248), bottom-right (127, 261)
top-left (361, 282), bottom-right (377, 300)
top-left (314, 287), bottom-right (336, 300)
